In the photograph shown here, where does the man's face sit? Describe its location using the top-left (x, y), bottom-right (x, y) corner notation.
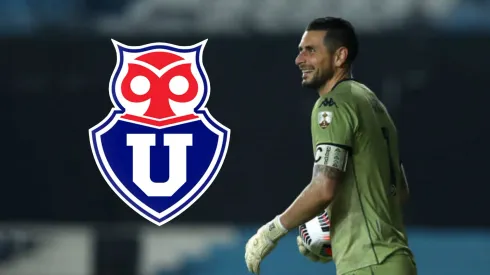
top-left (295, 30), bottom-right (334, 90)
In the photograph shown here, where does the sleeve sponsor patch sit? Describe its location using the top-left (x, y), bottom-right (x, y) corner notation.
top-left (314, 143), bottom-right (349, 171)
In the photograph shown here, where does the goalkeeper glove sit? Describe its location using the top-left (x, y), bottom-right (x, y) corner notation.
top-left (244, 216), bottom-right (288, 274)
top-left (296, 236), bottom-right (332, 263)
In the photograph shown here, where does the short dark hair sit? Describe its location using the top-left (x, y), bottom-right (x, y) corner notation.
top-left (306, 17), bottom-right (358, 64)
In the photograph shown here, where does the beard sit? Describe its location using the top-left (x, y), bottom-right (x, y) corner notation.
top-left (301, 68), bottom-right (334, 90)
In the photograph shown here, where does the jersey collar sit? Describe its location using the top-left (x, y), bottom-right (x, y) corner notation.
top-left (330, 78), bottom-right (355, 92)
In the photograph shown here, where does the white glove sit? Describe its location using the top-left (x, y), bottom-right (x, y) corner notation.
top-left (296, 236), bottom-right (332, 263)
top-left (244, 216), bottom-right (288, 274)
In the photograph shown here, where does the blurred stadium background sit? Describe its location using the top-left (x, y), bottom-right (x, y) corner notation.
top-left (1, 0), bottom-right (490, 274)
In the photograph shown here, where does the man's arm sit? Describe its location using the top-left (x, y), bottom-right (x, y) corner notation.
top-left (279, 163), bottom-right (344, 230)
top-left (278, 94), bottom-right (355, 230)
top-left (244, 162), bottom-right (345, 275)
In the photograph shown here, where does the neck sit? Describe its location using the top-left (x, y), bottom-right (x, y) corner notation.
top-left (318, 69), bottom-right (351, 97)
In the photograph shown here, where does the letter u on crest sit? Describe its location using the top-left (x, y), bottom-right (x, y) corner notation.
top-left (126, 133), bottom-right (193, 196)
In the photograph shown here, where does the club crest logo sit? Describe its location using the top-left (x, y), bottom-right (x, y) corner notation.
top-left (318, 111), bottom-right (333, 129)
top-left (88, 39), bottom-right (230, 226)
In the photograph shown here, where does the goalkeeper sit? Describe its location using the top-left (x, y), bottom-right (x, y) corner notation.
top-left (244, 17), bottom-right (417, 275)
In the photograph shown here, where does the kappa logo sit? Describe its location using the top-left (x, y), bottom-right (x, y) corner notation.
top-left (88, 39), bottom-right (230, 226)
top-left (318, 98), bottom-right (338, 108)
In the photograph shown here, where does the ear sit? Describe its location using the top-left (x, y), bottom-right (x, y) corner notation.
top-left (334, 47), bottom-right (349, 67)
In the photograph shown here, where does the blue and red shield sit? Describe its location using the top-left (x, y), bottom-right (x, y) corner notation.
top-left (89, 40), bottom-right (230, 226)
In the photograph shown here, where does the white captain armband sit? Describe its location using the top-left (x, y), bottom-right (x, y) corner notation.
top-left (314, 143), bottom-right (349, 172)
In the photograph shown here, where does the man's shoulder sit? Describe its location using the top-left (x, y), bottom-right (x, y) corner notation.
top-left (333, 80), bottom-right (378, 108)
top-left (313, 80), bottom-right (374, 111)
top-left (335, 79), bottom-right (372, 97)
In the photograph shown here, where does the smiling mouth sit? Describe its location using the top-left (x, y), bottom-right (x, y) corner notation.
top-left (302, 70), bottom-right (313, 79)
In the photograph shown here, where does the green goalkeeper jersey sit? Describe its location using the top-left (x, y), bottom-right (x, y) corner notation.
top-left (311, 79), bottom-right (413, 275)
